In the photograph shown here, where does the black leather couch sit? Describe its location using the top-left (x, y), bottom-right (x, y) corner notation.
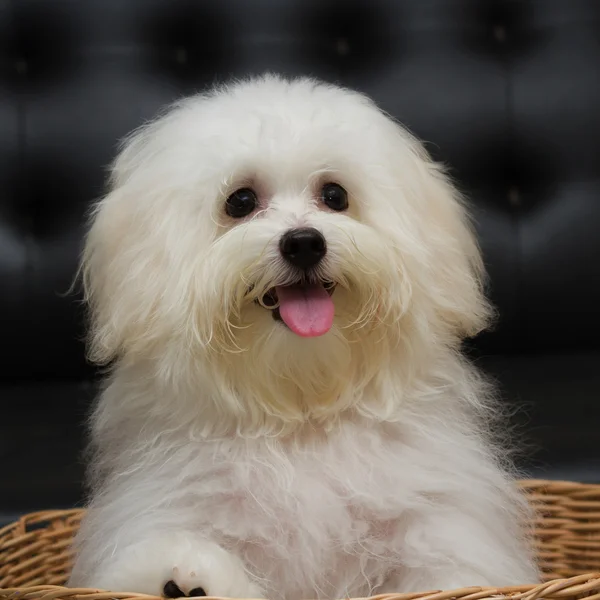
top-left (1, 0), bottom-right (599, 526)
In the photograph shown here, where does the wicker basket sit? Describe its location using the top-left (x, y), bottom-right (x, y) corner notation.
top-left (2, 480), bottom-right (600, 600)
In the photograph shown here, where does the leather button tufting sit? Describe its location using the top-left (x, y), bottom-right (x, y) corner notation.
top-left (1, 0), bottom-right (600, 517)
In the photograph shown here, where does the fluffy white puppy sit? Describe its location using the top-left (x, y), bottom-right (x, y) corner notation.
top-left (68, 75), bottom-right (539, 600)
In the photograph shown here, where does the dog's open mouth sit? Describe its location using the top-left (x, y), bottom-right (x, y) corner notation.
top-left (257, 282), bottom-right (336, 338)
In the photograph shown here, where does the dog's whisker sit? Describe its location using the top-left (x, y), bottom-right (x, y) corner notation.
top-left (331, 226), bottom-right (386, 277)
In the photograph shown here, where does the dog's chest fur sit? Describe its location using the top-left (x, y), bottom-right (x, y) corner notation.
top-left (182, 420), bottom-right (421, 599)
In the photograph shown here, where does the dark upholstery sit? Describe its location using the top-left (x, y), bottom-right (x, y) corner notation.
top-left (1, 0), bottom-right (599, 525)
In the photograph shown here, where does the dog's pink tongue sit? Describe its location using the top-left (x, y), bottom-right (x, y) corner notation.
top-left (276, 284), bottom-right (334, 337)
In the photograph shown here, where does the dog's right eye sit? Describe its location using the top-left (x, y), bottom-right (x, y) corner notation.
top-left (225, 188), bottom-right (258, 218)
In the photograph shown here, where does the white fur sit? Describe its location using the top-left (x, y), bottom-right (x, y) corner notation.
top-left (68, 75), bottom-right (539, 599)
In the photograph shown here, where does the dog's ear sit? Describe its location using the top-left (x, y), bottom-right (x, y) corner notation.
top-left (380, 126), bottom-right (494, 342)
top-left (80, 121), bottom-right (203, 365)
top-left (81, 190), bottom-right (148, 364)
top-left (414, 158), bottom-right (493, 339)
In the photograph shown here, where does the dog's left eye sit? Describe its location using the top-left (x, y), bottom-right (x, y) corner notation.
top-left (321, 183), bottom-right (348, 211)
top-left (225, 188), bottom-right (258, 218)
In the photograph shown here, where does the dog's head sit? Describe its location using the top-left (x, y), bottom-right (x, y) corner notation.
top-left (83, 75), bottom-right (491, 428)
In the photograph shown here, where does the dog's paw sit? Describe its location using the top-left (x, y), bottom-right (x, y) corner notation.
top-left (158, 541), bottom-right (262, 598)
top-left (163, 579), bottom-right (206, 598)
top-left (88, 534), bottom-right (262, 598)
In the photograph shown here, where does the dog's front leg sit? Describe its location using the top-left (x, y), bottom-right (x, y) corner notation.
top-left (376, 505), bottom-right (538, 593)
top-left (377, 566), bottom-right (492, 595)
top-left (69, 530), bottom-right (263, 598)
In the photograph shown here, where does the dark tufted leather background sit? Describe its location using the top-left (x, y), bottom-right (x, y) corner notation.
top-left (1, 0), bottom-right (599, 524)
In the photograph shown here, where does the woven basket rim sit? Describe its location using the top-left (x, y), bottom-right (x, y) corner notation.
top-left (4, 479), bottom-right (600, 600)
top-left (3, 574), bottom-right (600, 600)
top-left (3, 477), bottom-right (598, 537)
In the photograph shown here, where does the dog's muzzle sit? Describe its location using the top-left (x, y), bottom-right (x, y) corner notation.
top-left (249, 229), bottom-right (336, 337)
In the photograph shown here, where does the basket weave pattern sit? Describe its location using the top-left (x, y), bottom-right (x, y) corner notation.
top-left (2, 480), bottom-right (600, 600)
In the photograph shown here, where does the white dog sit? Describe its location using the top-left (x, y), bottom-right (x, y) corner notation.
top-left (68, 75), bottom-right (539, 599)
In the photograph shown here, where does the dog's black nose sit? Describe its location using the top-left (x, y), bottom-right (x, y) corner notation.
top-left (280, 227), bottom-right (327, 269)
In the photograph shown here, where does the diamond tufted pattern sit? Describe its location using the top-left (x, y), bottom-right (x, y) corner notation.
top-left (1, 0), bottom-right (599, 523)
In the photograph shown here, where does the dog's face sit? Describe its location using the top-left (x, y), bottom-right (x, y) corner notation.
top-left (83, 76), bottom-right (490, 427)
